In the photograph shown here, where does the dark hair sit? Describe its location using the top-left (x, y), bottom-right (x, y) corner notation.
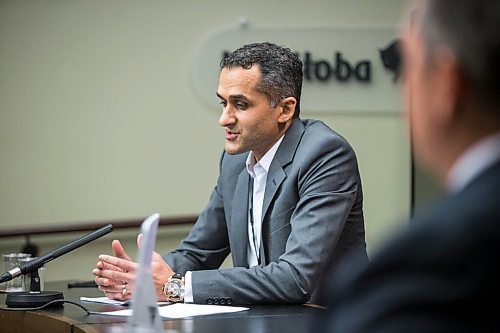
top-left (421, 0), bottom-right (500, 111)
top-left (220, 42), bottom-right (303, 117)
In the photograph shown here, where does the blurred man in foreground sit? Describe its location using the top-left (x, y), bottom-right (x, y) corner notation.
top-left (317, 0), bottom-right (500, 331)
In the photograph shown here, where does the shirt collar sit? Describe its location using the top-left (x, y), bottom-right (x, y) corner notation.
top-left (447, 131), bottom-right (500, 193)
top-left (246, 135), bottom-right (285, 177)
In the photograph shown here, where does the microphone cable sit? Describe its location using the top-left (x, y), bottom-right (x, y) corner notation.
top-left (0, 298), bottom-right (100, 315)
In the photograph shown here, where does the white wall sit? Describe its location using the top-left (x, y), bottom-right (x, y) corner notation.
top-left (0, 0), bottom-right (411, 281)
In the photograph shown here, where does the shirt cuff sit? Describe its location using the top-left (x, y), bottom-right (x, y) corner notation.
top-left (184, 271), bottom-right (194, 303)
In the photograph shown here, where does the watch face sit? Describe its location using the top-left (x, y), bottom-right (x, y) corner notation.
top-left (164, 276), bottom-right (184, 302)
top-left (167, 282), bottom-right (180, 296)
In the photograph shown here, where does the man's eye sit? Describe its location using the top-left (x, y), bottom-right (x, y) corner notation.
top-left (236, 102), bottom-right (248, 109)
top-left (219, 100), bottom-right (227, 107)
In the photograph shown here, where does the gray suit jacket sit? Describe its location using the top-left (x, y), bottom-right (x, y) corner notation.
top-left (164, 118), bottom-right (368, 305)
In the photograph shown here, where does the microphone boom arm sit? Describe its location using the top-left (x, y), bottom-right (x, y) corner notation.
top-left (0, 224), bottom-right (113, 283)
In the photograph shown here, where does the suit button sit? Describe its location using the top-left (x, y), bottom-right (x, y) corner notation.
top-left (213, 297), bottom-right (219, 305)
top-left (206, 297), bottom-right (213, 305)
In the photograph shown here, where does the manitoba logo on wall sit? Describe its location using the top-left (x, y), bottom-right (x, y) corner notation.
top-left (191, 25), bottom-right (402, 113)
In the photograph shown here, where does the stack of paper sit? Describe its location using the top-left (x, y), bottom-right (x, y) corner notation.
top-left (81, 296), bottom-right (249, 319)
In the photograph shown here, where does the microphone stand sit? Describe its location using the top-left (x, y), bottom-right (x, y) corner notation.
top-left (2, 224), bottom-right (113, 308)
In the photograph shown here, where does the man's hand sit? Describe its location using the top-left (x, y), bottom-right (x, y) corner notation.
top-left (92, 235), bottom-right (174, 301)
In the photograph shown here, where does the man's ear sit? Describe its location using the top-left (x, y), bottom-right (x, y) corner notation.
top-left (278, 97), bottom-right (297, 123)
top-left (431, 50), bottom-right (463, 125)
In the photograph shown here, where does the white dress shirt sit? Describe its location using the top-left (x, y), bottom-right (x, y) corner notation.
top-left (447, 131), bottom-right (500, 193)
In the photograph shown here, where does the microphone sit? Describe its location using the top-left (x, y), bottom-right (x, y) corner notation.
top-left (1, 224), bottom-right (113, 283)
top-left (2, 223), bottom-right (113, 308)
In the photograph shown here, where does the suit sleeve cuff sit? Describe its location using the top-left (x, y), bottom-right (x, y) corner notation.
top-left (184, 271), bottom-right (194, 303)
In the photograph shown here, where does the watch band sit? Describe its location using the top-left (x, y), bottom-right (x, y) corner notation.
top-left (162, 273), bottom-right (185, 303)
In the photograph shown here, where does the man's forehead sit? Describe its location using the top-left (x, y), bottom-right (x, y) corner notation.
top-left (217, 66), bottom-right (261, 96)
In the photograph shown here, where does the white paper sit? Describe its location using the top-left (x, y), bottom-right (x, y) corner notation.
top-left (97, 303), bottom-right (249, 318)
top-left (80, 296), bottom-right (170, 306)
top-left (80, 296), bottom-right (130, 306)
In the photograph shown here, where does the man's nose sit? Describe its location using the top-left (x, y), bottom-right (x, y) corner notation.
top-left (218, 107), bottom-right (235, 127)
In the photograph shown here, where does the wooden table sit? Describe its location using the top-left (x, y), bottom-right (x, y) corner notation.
top-left (1, 281), bottom-right (324, 333)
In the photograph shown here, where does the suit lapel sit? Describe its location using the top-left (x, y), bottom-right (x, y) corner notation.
top-left (231, 167), bottom-right (251, 267)
top-left (262, 166), bottom-right (286, 224)
top-left (261, 119), bottom-right (305, 221)
top-left (259, 119), bottom-right (305, 265)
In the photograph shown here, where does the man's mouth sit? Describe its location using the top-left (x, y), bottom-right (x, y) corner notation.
top-left (225, 130), bottom-right (239, 140)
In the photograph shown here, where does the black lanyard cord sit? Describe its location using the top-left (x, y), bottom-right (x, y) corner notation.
top-left (248, 176), bottom-right (260, 264)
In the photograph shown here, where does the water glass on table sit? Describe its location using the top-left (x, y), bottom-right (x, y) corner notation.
top-left (1, 253), bottom-right (31, 292)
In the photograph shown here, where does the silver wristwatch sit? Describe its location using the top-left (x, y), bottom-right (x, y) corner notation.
top-left (162, 273), bottom-right (185, 303)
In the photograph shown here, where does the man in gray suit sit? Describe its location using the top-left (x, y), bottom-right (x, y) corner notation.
top-left (93, 42), bottom-right (367, 305)
top-left (316, 0), bottom-right (500, 331)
